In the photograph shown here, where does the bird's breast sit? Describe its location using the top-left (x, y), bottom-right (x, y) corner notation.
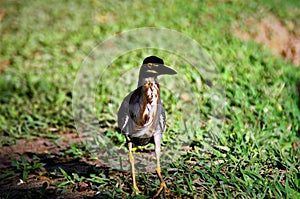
top-left (129, 82), bottom-right (160, 139)
top-left (141, 82), bottom-right (160, 125)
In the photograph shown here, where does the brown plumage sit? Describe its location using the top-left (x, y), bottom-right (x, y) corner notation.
top-left (117, 56), bottom-right (176, 197)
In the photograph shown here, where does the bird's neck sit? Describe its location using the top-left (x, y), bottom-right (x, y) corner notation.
top-left (139, 77), bottom-right (160, 126)
top-left (137, 76), bottom-right (158, 88)
top-left (138, 76), bottom-right (161, 103)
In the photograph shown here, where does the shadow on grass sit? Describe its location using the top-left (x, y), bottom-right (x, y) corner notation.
top-left (0, 133), bottom-right (131, 199)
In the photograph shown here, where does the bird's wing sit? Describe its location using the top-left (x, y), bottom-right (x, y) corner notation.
top-left (128, 86), bottom-right (144, 125)
top-left (158, 100), bottom-right (166, 132)
top-left (118, 86), bottom-right (144, 135)
top-left (117, 92), bottom-right (132, 133)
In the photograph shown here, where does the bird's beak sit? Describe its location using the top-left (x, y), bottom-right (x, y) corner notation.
top-left (156, 64), bottom-right (177, 75)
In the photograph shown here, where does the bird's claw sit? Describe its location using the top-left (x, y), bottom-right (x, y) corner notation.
top-left (153, 182), bottom-right (180, 199)
top-left (152, 182), bottom-right (172, 199)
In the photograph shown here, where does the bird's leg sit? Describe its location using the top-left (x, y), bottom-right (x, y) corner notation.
top-left (128, 142), bottom-right (141, 194)
top-left (153, 133), bottom-right (170, 198)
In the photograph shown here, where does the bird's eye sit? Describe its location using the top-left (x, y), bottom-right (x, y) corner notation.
top-left (147, 63), bottom-right (152, 68)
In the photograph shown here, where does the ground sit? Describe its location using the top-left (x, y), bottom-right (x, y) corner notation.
top-left (234, 14), bottom-right (300, 66)
top-left (0, 1), bottom-right (299, 198)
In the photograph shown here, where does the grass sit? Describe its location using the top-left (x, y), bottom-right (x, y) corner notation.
top-left (0, 0), bottom-right (300, 198)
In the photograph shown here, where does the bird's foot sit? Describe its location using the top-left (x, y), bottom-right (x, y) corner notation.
top-left (153, 181), bottom-right (178, 199)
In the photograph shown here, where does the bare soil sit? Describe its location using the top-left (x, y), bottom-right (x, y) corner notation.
top-left (0, 132), bottom-right (116, 199)
top-left (0, 132), bottom-right (158, 198)
top-left (234, 15), bottom-right (300, 66)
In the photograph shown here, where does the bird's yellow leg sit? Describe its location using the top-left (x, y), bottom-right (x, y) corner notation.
top-left (153, 159), bottom-right (179, 199)
top-left (153, 134), bottom-right (172, 198)
top-left (128, 142), bottom-right (141, 194)
top-left (153, 158), bottom-right (169, 198)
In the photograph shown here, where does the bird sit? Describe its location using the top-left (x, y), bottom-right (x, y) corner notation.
top-left (117, 56), bottom-right (177, 197)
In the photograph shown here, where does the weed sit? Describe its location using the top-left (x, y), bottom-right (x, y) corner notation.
top-left (11, 155), bottom-right (45, 181)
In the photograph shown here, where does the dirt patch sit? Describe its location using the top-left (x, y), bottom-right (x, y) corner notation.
top-left (0, 9), bottom-right (5, 21)
top-left (0, 132), bottom-right (83, 169)
top-left (0, 60), bottom-right (10, 73)
top-left (0, 132), bottom-right (158, 198)
top-left (0, 133), bottom-right (112, 199)
top-left (234, 15), bottom-right (300, 66)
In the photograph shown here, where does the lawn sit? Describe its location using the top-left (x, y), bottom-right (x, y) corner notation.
top-left (0, 0), bottom-right (299, 198)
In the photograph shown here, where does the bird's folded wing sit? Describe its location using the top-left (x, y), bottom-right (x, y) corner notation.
top-left (117, 93), bottom-right (132, 133)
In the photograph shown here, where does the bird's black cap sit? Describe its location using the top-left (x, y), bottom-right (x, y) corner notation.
top-left (138, 56), bottom-right (176, 86)
top-left (143, 56), bottom-right (164, 65)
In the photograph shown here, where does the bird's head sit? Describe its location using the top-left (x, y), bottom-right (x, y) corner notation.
top-left (139, 56), bottom-right (177, 79)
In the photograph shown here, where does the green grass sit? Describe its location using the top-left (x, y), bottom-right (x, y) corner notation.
top-left (0, 0), bottom-right (299, 198)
